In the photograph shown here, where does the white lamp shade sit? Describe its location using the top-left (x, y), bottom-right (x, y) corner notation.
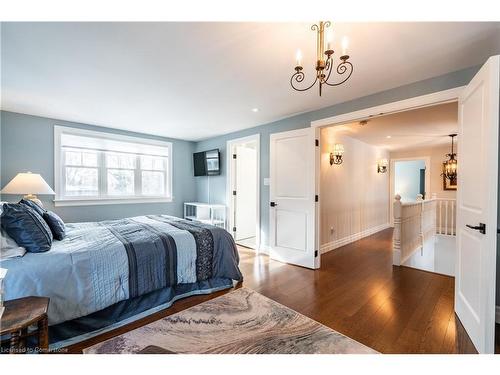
top-left (1, 172), bottom-right (55, 195)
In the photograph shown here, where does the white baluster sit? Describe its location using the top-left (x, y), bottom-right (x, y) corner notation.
top-left (393, 195), bottom-right (402, 266)
top-left (439, 200), bottom-right (442, 234)
top-left (445, 200), bottom-right (449, 235)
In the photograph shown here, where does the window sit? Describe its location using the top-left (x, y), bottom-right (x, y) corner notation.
top-left (54, 126), bottom-right (172, 206)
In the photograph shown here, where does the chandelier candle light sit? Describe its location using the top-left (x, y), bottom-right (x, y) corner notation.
top-left (291, 21), bottom-right (354, 96)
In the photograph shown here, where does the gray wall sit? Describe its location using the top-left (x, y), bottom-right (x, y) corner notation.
top-left (194, 65), bottom-right (481, 248)
top-left (0, 111), bottom-right (197, 222)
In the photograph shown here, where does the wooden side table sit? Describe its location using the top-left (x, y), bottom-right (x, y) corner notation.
top-left (0, 296), bottom-right (50, 354)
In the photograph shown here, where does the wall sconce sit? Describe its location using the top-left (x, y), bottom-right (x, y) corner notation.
top-left (330, 143), bottom-right (344, 165)
top-left (377, 159), bottom-right (388, 173)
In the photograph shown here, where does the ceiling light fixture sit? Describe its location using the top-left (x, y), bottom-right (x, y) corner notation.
top-left (291, 21), bottom-right (354, 96)
top-left (386, 135), bottom-right (392, 139)
top-left (442, 134), bottom-right (458, 181)
top-left (251, 108), bottom-right (259, 112)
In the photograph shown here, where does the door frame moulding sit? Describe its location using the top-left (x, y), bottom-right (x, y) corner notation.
top-left (226, 133), bottom-right (261, 252)
top-left (310, 86), bottom-right (465, 129)
top-left (389, 156), bottom-right (432, 226)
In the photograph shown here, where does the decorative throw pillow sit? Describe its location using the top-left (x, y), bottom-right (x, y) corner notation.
top-left (0, 203), bottom-right (53, 253)
top-left (19, 198), bottom-right (46, 216)
top-left (43, 211), bottom-right (66, 240)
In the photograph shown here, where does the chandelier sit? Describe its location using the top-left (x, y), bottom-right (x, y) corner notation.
top-left (290, 21), bottom-right (353, 96)
top-left (443, 134), bottom-right (458, 181)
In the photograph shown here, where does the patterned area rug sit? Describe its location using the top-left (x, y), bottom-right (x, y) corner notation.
top-left (84, 287), bottom-right (377, 354)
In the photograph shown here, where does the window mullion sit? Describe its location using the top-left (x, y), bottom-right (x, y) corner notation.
top-left (99, 151), bottom-right (107, 198)
top-left (61, 150), bottom-right (66, 198)
top-left (135, 155), bottom-right (141, 197)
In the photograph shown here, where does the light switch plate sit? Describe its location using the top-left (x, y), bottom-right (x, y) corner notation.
top-left (263, 178), bottom-right (270, 186)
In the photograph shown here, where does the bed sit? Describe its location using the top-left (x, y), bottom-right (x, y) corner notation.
top-left (0, 214), bottom-right (243, 349)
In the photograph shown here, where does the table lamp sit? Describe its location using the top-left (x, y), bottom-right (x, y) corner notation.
top-left (1, 172), bottom-right (55, 207)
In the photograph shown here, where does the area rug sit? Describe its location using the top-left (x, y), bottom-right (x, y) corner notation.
top-left (84, 287), bottom-right (377, 354)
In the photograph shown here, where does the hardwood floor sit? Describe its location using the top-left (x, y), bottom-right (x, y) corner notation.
top-left (67, 228), bottom-right (479, 354)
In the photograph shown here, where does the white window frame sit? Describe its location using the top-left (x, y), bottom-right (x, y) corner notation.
top-left (54, 126), bottom-right (173, 206)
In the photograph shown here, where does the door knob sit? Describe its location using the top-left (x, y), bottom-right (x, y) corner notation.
top-left (466, 223), bottom-right (486, 234)
top-left (270, 201), bottom-right (277, 207)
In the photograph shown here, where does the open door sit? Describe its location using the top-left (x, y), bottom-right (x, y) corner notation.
top-left (455, 55), bottom-right (499, 353)
top-left (269, 127), bottom-right (319, 269)
top-left (234, 145), bottom-right (257, 244)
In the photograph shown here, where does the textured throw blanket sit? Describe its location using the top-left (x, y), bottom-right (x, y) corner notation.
top-left (1, 215), bottom-right (242, 325)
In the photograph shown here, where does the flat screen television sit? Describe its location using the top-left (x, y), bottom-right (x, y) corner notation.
top-left (193, 149), bottom-right (220, 176)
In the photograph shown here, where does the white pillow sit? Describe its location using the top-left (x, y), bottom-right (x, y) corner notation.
top-left (0, 228), bottom-right (26, 259)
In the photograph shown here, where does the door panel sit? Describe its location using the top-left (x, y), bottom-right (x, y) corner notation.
top-left (275, 137), bottom-right (309, 198)
top-left (455, 55), bottom-right (499, 353)
top-left (276, 209), bottom-right (307, 251)
top-left (458, 231), bottom-right (481, 320)
top-left (270, 127), bottom-right (319, 269)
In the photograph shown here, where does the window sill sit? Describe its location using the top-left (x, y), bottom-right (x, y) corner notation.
top-left (54, 197), bottom-right (173, 207)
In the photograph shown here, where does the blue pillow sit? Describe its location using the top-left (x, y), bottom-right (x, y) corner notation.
top-left (19, 198), bottom-right (46, 216)
top-left (0, 203), bottom-right (53, 253)
top-left (43, 211), bottom-right (66, 240)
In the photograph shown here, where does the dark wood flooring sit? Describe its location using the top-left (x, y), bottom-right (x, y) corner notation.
top-left (67, 228), bottom-right (480, 354)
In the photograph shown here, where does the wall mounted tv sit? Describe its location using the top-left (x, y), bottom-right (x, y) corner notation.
top-left (193, 149), bottom-right (220, 176)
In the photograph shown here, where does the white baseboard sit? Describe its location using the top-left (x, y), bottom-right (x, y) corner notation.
top-left (496, 305), bottom-right (500, 324)
top-left (320, 223), bottom-right (391, 254)
top-left (257, 244), bottom-right (270, 256)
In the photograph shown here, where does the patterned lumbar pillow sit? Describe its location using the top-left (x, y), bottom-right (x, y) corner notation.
top-left (43, 211), bottom-right (66, 240)
top-left (0, 203), bottom-right (53, 253)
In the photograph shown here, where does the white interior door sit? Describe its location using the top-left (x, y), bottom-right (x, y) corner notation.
top-left (235, 145), bottom-right (257, 241)
top-left (269, 127), bottom-right (319, 269)
top-left (455, 55), bottom-right (499, 353)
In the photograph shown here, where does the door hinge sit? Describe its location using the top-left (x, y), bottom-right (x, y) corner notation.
top-left (233, 154), bottom-right (237, 159)
top-left (233, 227), bottom-right (237, 232)
top-left (233, 190), bottom-right (237, 196)
top-left (314, 250), bottom-right (318, 257)
top-left (315, 139), bottom-right (319, 147)
top-left (315, 194), bottom-right (319, 202)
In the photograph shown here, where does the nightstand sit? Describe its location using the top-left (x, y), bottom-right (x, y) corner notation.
top-left (0, 296), bottom-right (50, 354)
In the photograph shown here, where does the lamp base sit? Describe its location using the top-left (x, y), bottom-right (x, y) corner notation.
top-left (24, 194), bottom-right (43, 208)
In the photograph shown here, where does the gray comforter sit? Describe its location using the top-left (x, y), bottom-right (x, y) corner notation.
top-left (0, 215), bottom-right (242, 325)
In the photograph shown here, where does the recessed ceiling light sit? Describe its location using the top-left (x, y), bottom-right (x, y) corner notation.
top-left (251, 108), bottom-right (259, 113)
top-left (386, 135), bottom-right (392, 139)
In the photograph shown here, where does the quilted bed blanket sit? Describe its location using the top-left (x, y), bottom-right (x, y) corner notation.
top-left (1, 215), bottom-right (242, 325)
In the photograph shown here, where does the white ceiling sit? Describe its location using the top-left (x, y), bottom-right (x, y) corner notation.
top-left (1, 22), bottom-right (499, 141)
top-left (327, 102), bottom-right (458, 151)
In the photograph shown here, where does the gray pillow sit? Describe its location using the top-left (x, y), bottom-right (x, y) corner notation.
top-left (0, 228), bottom-right (26, 259)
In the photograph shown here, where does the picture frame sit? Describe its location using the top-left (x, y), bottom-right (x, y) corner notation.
top-left (443, 163), bottom-right (457, 190)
